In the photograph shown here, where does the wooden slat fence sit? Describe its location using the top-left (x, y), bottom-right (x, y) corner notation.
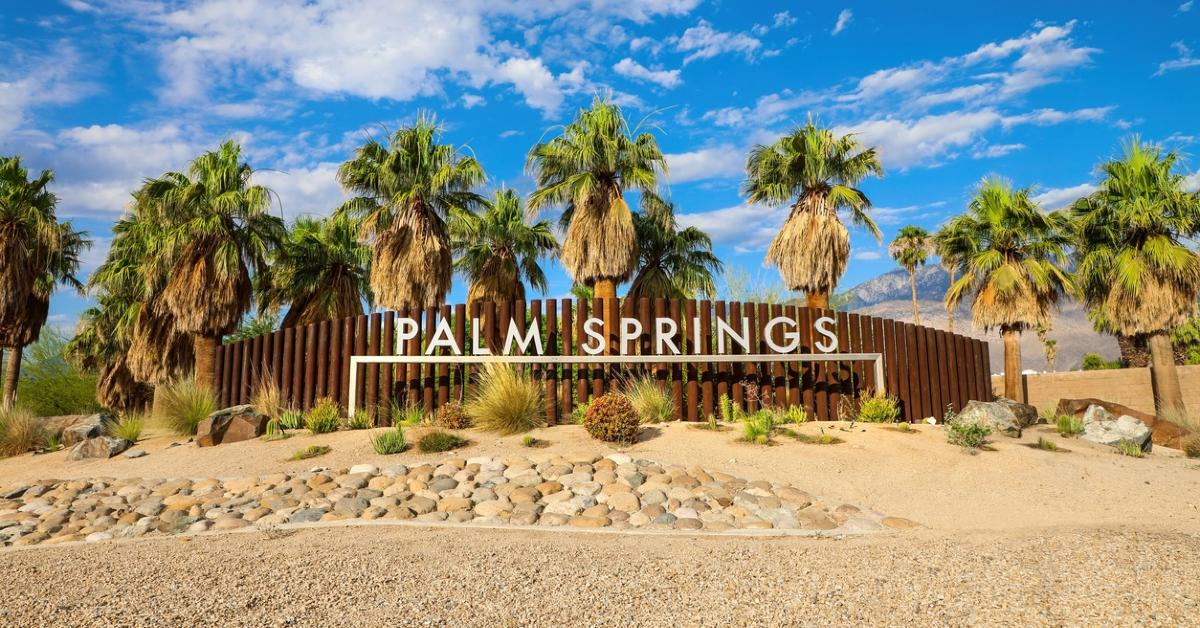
top-left (213, 299), bottom-right (993, 424)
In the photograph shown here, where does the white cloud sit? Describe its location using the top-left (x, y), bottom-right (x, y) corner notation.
top-left (461, 94), bottom-right (485, 109)
top-left (1179, 1), bottom-right (1194, 13)
top-left (664, 145), bottom-right (743, 183)
top-left (495, 57), bottom-right (565, 114)
top-left (773, 11), bottom-right (797, 28)
top-left (674, 20), bottom-right (761, 64)
top-left (1001, 106), bottom-right (1113, 127)
top-left (253, 162), bottom-right (347, 221)
top-left (629, 36), bottom-right (662, 56)
top-left (612, 58), bottom-right (682, 89)
top-left (832, 9), bottom-right (853, 36)
top-left (702, 90), bottom-right (824, 127)
top-left (62, 0), bottom-right (97, 11)
top-left (837, 110), bottom-right (1005, 169)
top-left (1182, 171), bottom-right (1200, 193)
top-left (853, 250), bottom-right (881, 261)
top-left (972, 143), bottom-right (1026, 158)
top-left (0, 44), bottom-right (90, 139)
top-left (1155, 41), bottom-right (1200, 76)
top-left (499, 129), bottom-right (522, 139)
top-left (676, 203), bottom-right (786, 252)
top-left (1031, 183), bottom-right (1097, 209)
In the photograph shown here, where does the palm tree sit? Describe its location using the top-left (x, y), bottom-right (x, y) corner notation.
top-left (136, 141), bottom-right (285, 394)
top-left (1071, 138), bottom-right (1200, 416)
top-left (744, 120), bottom-right (883, 309)
top-left (527, 96), bottom-right (667, 300)
top-left (627, 195), bottom-right (723, 300)
top-left (942, 177), bottom-right (1073, 402)
top-left (932, 228), bottom-right (965, 332)
top-left (337, 115), bottom-right (486, 311)
top-left (888, 225), bottom-right (932, 324)
top-left (450, 189), bottom-right (557, 305)
top-left (260, 215), bottom-right (372, 327)
top-left (67, 295), bottom-right (153, 412)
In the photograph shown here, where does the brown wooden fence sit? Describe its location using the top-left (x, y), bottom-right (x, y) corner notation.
top-left (211, 299), bottom-right (992, 424)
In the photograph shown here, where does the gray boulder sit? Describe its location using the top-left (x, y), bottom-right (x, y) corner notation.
top-left (953, 398), bottom-right (1036, 438)
top-left (69, 436), bottom-right (132, 460)
top-left (43, 413), bottom-right (114, 446)
top-left (195, 405), bottom-right (269, 447)
top-left (1080, 405), bottom-right (1153, 452)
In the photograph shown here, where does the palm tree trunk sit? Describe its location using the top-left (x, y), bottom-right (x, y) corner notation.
top-left (2, 345), bottom-right (21, 407)
top-left (1147, 331), bottom-right (1186, 417)
top-left (909, 270), bottom-right (920, 325)
top-left (1001, 326), bottom-right (1023, 402)
top-left (806, 290), bottom-right (830, 309)
top-left (945, 269), bottom-right (956, 333)
top-left (193, 335), bottom-right (218, 396)
top-left (151, 385), bottom-right (167, 420)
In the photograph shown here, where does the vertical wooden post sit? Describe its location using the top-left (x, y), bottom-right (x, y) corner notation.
top-left (729, 301), bottom-right (745, 411)
top-left (591, 298), bottom-right (605, 399)
top-left (422, 305), bottom-right (436, 412)
top-left (213, 345), bottom-right (226, 407)
top-left (315, 321), bottom-right (330, 401)
top-left (406, 308), bottom-right (422, 405)
top-left (684, 299), bottom-right (698, 422)
top-left (352, 315), bottom-right (367, 413)
top-left (380, 312), bottom-right (395, 422)
top-left (769, 303), bottom-right (785, 405)
top-left (365, 313), bottom-right (382, 419)
top-left (340, 317), bottom-right (354, 411)
top-left (561, 299), bottom-right (574, 418)
top-left (235, 340), bottom-right (249, 405)
top-left (452, 304), bottom-right (466, 403)
top-left (303, 323), bottom-right (318, 409)
top-left (220, 341), bottom-right (234, 408)
top-left (437, 304), bottom-right (451, 409)
top-left (699, 300), bottom-right (714, 420)
top-left (847, 313), bottom-right (866, 399)
top-left (667, 299), bottom-right (683, 420)
top-left (281, 328), bottom-right (295, 407)
top-left (289, 325), bottom-right (305, 409)
top-left (271, 330), bottom-right (284, 394)
top-left (714, 301), bottom-right (730, 404)
top-left (544, 299), bottom-right (558, 425)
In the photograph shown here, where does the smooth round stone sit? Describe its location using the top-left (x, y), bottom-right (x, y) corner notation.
top-left (438, 497), bottom-right (472, 513)
top-left (581, 504), bottom-right (610, 518)
top-left (839, 517), bottom-right (884, 533)
top-left (652, 513), bottom-right (677, 525)
top-left (212, 517), bottom-right (250, 530)
top-left (538, 513), bottom-right (569, 526)
top-left (605, 453), bottom-right (633, 465)
top-left (428, 477), bottom-right (458, 493)
top-left (84, 531), bottom-right (112, 543)
top-left (641, 490), bottom-right (667, 505)
top-left (568, 515), bottom-right (609, 528)
top-left (473, 500), bottom-right (512, 518)
top-left (674, 518), bottom-right (703, 530)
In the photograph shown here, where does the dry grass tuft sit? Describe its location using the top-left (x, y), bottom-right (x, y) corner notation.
top-left (622, 377), bottom-right (672, 424)
top-left (107, 413), bottom-right (144, 442)
top-left (252, 376), bottom-right (282, 420)
top-left (465, 364), bottom-right (545, 434)
top-left (158, 378), bottom-right (218, 436)
top-left (0, 406), bottom-right (45, 457)
top-left (290, 444), bottom-right (331, 460)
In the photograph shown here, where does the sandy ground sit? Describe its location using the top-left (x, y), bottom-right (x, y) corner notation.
top-left (3, 420), bottom-right (1198, 533)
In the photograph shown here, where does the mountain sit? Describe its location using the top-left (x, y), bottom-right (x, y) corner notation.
top-left (839, 266), bottom-right (1118, 374)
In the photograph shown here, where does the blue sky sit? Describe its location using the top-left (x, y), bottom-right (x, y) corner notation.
top-left (2, 0), bottom-right (1198, 332)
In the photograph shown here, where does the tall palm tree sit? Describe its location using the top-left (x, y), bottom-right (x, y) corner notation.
top-left (67, 295), bottom-right (153, 412)
top-left (450, 188), bottom-right (557, 305)
top-left (337, 115), bottom-right (486, 311)
top-left (627, 195), bottom-right (723, 300)
top-left (1071, 138), bottom-right (1200, 416)
top-left (527, 96), bottom-right (667, 300)
top-left (260, 215), bottom-right (372, 327)
top-left (931, 230), bottom-right (964, 333)
top-left (137, 141), bottom-right (284, 394)
top-left (888, 225), bottom-right (932, 324)
top-left (744, 120), bottom-right (883, 309)
top-left (942, 177), bottom-right (1073, 402)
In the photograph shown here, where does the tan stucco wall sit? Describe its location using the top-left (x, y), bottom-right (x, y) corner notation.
top-left (991, 365), bottom-right (1200, 416)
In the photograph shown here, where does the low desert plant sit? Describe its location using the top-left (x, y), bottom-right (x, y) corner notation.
top-left (1114, 439), bottom-right (1145, 458)
top-left (43, 430), bottom-right (63, 452)
top-left (741, 410), bottom-right (777, 445)
top-left (945, 415), bottom-right (992, 450)
top-left (264, 417), bottom-right (288, 441)
top-left (251, 376), bottom-right (282, 420)
top-left (392, 404), bottom-right (426, 426)
top-left (107, 413), bottom-right (144, 442)
top-left (622, 377), bottom-right (672, 424)
top-left (158, 378), bottom-right (218, 436)
top-left (304, 398), bottom-right (341, 434)
top-left (895, 421), bottom-right (911, 432)
top-left (434, 401), bottom-right (472, 430)
top-left (9, 330), bottom-right (103, 417)
top-left (465, 364), bottom-right (545, 435)
top-left (785, 428), bottom-right (843, 445)
top-left (370, 426), bottom-right (408, 454)
top-left (1036, 436), bottom-right (1058, 451)
top-left (782, 405), bottom-right (807, 424)
top-left (345, 409), bottom-right (373, 430)
top-left (583, 393), bottom-right (640, 443)
top-left (857, 392), bottom-right (901, 423)
top-left (279, 409), bottom-right (303, 430)
top-left (718, 394), bottom-right (740, 423)
top-left (418, 430), bottom-right (467, 453)
top-left (1081, 352), bottom-right (1123, 370)
top-left (1180, 434), bottom-right (1200, 459)
top-left (570, 399), bottom-right (591, 425)
top-left (1055, 414), bottom-right (1084, 437)
top-left (521, 435), bottom-right (538, 447)
top-left (290, 444), bottom-right (331, 460)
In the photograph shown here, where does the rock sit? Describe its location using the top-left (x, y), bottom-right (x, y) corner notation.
top-left (84, 531), bottom-right (113, 543)
top-left (1079, 405), bottom-right (1153, 452)
top-left (68, 437), bottom-right (132, 460)
top-left (954, 398), bottom-right (1033, 437)
top-left (1058, 397), bottom-right (1191, 448)
top-left (212, 517), bottom-right (250, 530)
top-left (473, 500), bottom-right (512, 517)
top-left (568, 515), bottom-right (609, 528)
top-left (288, 508), bottom-right (327, 523)
top-left (123, 449), bottom-right (147, 459)
top-left (438, 497), bottom-right (473, 513)
top-left (44, 413), bottom-right (112, 446)
top-left (195, 405), bottom-right (269, 447)
top-left (348, 464), bottom-right (379, 476)
top-left (674, 518), bottom-right (703, 530)
top-left (881, 516), bottom-right (921, 529)
top-left (839, 517), bottom-right (884, 533)
top-left (333, 498), bottom-right (369, 516)
top-left (607, 492), bottom-right (641, 513)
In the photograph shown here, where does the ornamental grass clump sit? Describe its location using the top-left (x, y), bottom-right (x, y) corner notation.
top-left (264, 417), bottom-right (288, 441)
top-left (1055, 414), bottom-right (1084, 437)
top-left (290, 444), bottom-right (331, 460)
top-left (1036, 436), bottom-right (1058, 451)
top-left (740, 410), bottom-right (777, 445)
top-left (1114, 439), bottom-right (1145, 458)
top-left (465, 364), bottom-right (545, 435)
top-left (107, 413), bottom-right (144, 442)
top-left (345, 409), bottom-right (372, 430)
top-left (857, 392), bottom-right (900, 423)
top-left (158, 378), bottom-right (217, 436)
top-left (251, 376), bottom-right (282, 420)
top-left (434, 401), bottom-right (471, 430)
top-left (1180, 434), bottom-right (1200, 459)
top-left (418, 430), bottom-right (467, 453)
top-left (279, 409), bottom-right (303, 430)
top-left (304, 398), bottom-right (341, 434)
top-left (371, 426), bottom-right (408, 454)
top-left (622, 377), bottom-right (672, 424)
top-left (0, 406), bottom-right (45, 457)
top-left (392, 404), bottom-right (426, 426)
top-left (583, 393), bottom-right (640, 443)
top-left (946, 414), bottom-right (992, 451)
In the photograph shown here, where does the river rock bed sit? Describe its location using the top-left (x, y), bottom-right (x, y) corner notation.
top-left (0, 454), bottom-right (917, 547)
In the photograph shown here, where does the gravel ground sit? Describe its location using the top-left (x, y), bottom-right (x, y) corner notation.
top-left (2, 524), bottom-right (1196, 627)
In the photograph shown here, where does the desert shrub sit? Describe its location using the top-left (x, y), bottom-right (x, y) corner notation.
top-left (1114, 439), bottom-right (1145, 458)
top-left (718, 394), bottom-right (740, 423)
top-left (370, 426), bottom-right (408, 454)
top-left (434, 401), bottom-right (472, 430)
top-left (107, 413), bottom-right (144, 442)
top-left (782, 405), bottom-right (807, 424)
top-left (857, 392), bottom-right (900, 423)
top-left (304, 398), bottom-right (341, 434)
top-left (622, 377), bottom-right (672, 424)
top-left (8, 330), bottom-right (103, 416)
top-left (521, 435), bottom-right (538, 447)
top-left (583, 393), bottom-right (640, 443)
top-left (290, 444), bottom-right (331, 460)
top-left (741, 410), bottom-right (776, 445)
top-left (465, 364), bottom-right (545, 434)
top-left (159, 378), bottom-right (218, 436)
top-left (895, 421), bottom-right (911, 432)
top-left (1036, 437), bottom-right (1058, 451)
top-left (345, 409), bottom-right (372, 430)
top-left (0, 406), bottom-right (46, 456)
top-left (1081, 353), bottom-right (1123, 370)
top-left (44, 430), bottom-right (63, 452)
top-left (251, 376), bottom-right (282, 419)
top-left (264, 417), bottom-right (288, 441)
top-left (946, 415), bottom-right (992, 450)
top-left (1181, 435), bottom-right (1200, 459)
top-left (418, 430), bottom-right (466, 453)
top-left (279, 409), bottom-right (303, 430)
top-left (570, 399), bottom-right (591, 425)
top-left (1056, 414), bottom-right (1084, 437)
top-left (392, 404), bottom-right (426, 426)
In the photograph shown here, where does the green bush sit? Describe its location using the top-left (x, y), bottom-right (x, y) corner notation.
top-left (622, 377), bottom-right (672, 424)
top-left (417, 430), bottom-right (467, 453)
top-left (1056, 414), bottom-right (1084, 437)
top-left (782, 405), bottom-right (807, 424)
top-left (290, 444), bottom-right (331, 460)
top-left (1114, 439), bottom-right (1145, 458)
top-left (857, 392), bottom-right (901, 423)
top-left (521, 435), bottom-right (538, 447)
top-left (582, 393), bottom-right (640, 443)
top-left (434, 401), bottom-right (472, 430)
top-left (304, 398), bottom-right (341, 434)
top-left (465, 364), bottom-right (545, 435)
top-left (7, 330), bottom-right (103, 416)
top-left (264, 417), bottom-right (288, 441)
top-left (0, 406), bottom-right (46, 456)
top-left (718, 394), bottom-right (740, 422)
top-left (741, 410), bottom-right (776, 445)
top-left (159, 378), bottom-right (218, 436)
top-left (370, 426), bottom-right (408, 454)
top-left (1080, 353), bottom-right (1122, 370)
top-left (1036, 437), bottom-right (1058, 451)
top-left (391, 404), bottom-right (426, 426)
top-left (279, 409), bottom-right (303, 430)
top-left (345, 409), bottom-right (372, 430)
top-left (946, 415), bottom-right (992, 450)
top-left (570, 399), bottom-right (591, 425)
top-left (107, 413), bottom-right (144, 442)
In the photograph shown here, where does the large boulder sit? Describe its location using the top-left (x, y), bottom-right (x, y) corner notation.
top-left (195, 405), bottom-right (269, 447)
top-left (1079, 404), bottom-right (1153, 452)
top-left (43, 413), bottom-right (114, 446)
top-left (954, 398), bottom-right (1036, 438)
top-left (68, 436), bottom-right (132, 460)
top-left (1057, 398), bottom-right (1191, 449)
